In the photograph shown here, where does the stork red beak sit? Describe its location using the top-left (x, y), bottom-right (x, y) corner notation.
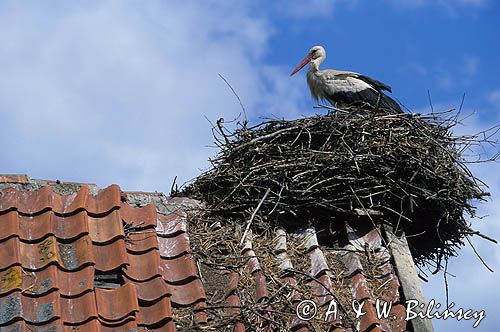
top-left (290, 54), bottom-right (312, 76)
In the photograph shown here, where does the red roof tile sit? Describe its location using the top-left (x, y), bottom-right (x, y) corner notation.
top-left (126, 230), bottom-right (158, 253)
top-left (158, 232), bottom-right (190, 258)
top-left (136, 295), bottom-right (172, 326)
top-left (0, 185), bottom-right (121, 215)
top-left (0, 174), bottom-right (29, 184)
top-left (0, 175), bottom-right (411, 331)
top-left (0, 177), bottom-right (206, 331)
top-left (95, 283), bottom-right (139, 322)
top-left (124, 249), bottom-right (161, 281)
top-left (61, 291), bottom-right (98, 324)
top-left (124, 275), bottom-right (170, 302)
top-left (166, 279), bottom-right (206, 306)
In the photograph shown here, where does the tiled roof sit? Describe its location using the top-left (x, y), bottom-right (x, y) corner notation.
top-left (188, 225), bottom-right (408, 331)
top-left (0, 175), bottom-right (206, 331)
top-left (0, 175), bottom-right (417, 331)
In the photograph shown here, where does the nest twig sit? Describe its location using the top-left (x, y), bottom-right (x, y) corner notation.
top-left (183, 107), bottom-right (497, 266)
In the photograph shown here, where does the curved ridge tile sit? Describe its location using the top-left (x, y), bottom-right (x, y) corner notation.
top-left (243, 238), bottom-right (269, 302)
top-left (0, 211), bottom-right (19, 242)
top-left (1, 321), bottom-right (26, 332)
top-left (0, 291), bottom-right (60, 325)
top-left (137, 295), bottom-right (172, 327)
top-left (95, 283), bottom-right (139, 322)
top-left (0, 185), bottom-right (121, 216)
top-left (16, 236), bottom-right (94, 270)
top-left (48, 212), bottom-right (89, 241)
top-left (123, 249), bottom-right (161, 281)
top-left (167, 279), bottom-right (206, 306)
top-left (0, 186), bottom-right (53, 215)
top-left (194, 301), bottom-right (207, 326)
top-left (93, 239), bottom-right (128, 272)
top-left (18, 265), bottom-right (57, 296)
top-left (0, 174), bottom-right (29, 184)
top-left (85, 185), bottom-right (121, 216)
top-left (1, 235), bottom-right (94, 272)
top-left (19, 236), bottom-right (60, 270)
top-left (156, 211), bottom-right (187, 237)
top-left (88, 210), bottom-right (124, 244)
top-left (1, 211), bottom-right (90, 242)
top-left (59, 265), bottom-right (95, 297)
top-left (57, 236), bottom-right (94, 271)
top-left (387, 304), bottom-right (407, 332)
top-left (0, 293), bottom-right (23, 325)
top-left (61, 291), bottom-right (98, 324)
top-left (0, 266), bottom-right (23, 295)
top-left (159, 254), bottom-right (198, 285)
top-left (310, 248), bottom-right (330, 278)
top-left (55, 185), bottom-right (90, 215)
top-left (120, 203), bottom-right (157, 229)
top-left (0, 237), bottom-right (20, 270)
top-left (223, 271), bottom-right (245, 332)
top-left (350, 274), bottom-right (379, 331)
top-left (125, 231), bottom-right (158, 253)
top-left (3, 319), bottom-right (64, 332)
top-left (158, 233), bottom-right (190, 259)
top-left (308, 273), bottom-right (335, 307)
top-left (0, 265), bottom-right (95, 298)
top-left (123, 276), bottom-right (170, 302)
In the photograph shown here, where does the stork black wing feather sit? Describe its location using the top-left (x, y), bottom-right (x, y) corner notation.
top-left (327, 88), bottom-right (402, 113)
top-left (354, 74), bottom-right (392, 92)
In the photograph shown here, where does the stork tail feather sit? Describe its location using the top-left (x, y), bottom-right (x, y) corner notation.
top-left (379, 94), bottom-right (402, 113)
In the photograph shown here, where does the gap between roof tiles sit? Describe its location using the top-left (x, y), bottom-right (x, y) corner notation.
top-left (121, 191), bottom-right (201, 215)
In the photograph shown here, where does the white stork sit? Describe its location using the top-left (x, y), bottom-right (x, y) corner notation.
top-left (290, 46), bottom-right (402, 112)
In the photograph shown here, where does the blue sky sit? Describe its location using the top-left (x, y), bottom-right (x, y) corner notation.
top-left (0, 1), bottom-right (498, 331)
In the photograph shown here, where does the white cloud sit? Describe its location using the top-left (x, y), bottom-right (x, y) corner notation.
top-left (488, 89), bottom-right (500, 105)
top-left (0, 1), bottom-right (308, 192)
top-left (463, 55), bottom-right (479, 77)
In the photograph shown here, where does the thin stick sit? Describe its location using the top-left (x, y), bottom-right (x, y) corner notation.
top-left (466, 236), bottom-right (494, 272)
top-left (240, 188), bottom-right (271, 245)
top-left (444, 258), bottom-right (450, 308)
top-left (466, 228), bottom-right (497, 243)
top-left (170, 175), bottom-right (177, 196)
top-left (218, 73), bottom-right (248, 124)
top-left (427, 89), bottom-right (434, 113)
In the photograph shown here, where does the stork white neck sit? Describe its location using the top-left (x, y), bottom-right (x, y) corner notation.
top-left (309, 56), bottom-right (325, 72)
top-left (308, 46), bottom-right (326, 72)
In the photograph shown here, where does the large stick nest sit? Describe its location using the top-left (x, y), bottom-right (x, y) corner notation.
top-left (183, 107), bottom-right (495, 266)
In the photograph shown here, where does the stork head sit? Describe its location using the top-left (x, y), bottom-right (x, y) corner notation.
top-left (290, 45), bottom-right (326, 76)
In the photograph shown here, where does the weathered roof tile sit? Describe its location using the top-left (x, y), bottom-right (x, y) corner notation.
top-left (95, 283), bottom-right (139, 322)
top-left (0, 177), bottom-right (208, 331)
